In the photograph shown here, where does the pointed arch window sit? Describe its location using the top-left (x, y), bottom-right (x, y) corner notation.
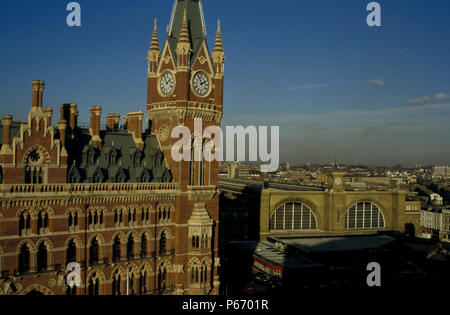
top-left (37, 242), bottom-right (48, 272)
top-left (141, 234), bottom-right (148, 258)
top-left (66, 239), bottom-right (77, 265)
top-left (112, 236), bottom-right (121, 262)
top-left (159, 232), bottom-right (167, 255)
top-left (88, 273), bottom-right (100, 296)
top-left (158, 265), bottom-right (167, 292)
top-left (112, 271), bottom-right (122, 295)
top-left (19, 212), bottom-right (31, 236)
top-left (127, 235), bottom-right (135, 260)
top-left (89, 237), bottom-right (99, 265)
top-left (18, 243), bottom-right (31, 274)
top-left (139, 269), bottom-right (147, 295)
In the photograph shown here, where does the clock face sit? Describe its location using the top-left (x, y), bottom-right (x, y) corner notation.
top-left (192, 72), bottom-right (210, 97)
top-left (335, 177), bottom-right (342, 186)
top-left (159, 71), bottom-right (175, 96)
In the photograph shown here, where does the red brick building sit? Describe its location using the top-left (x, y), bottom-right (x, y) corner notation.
top-left (0, 0), bottom-right (224, 295)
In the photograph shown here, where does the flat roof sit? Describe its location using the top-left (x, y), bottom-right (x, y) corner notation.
top-left (278, 235), bottom-right (396, 253)
top-left (231, 241), bottom-right (324, 269)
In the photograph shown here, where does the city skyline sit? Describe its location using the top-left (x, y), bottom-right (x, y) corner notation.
top-left (1, 0), bottom-right (449, 167)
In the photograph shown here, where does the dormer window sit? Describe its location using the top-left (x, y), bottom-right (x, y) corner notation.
top-left (88, 151), bottom-right (95, 166)
top-left (110, 150), bottom-right (118, 166)
top-left (134, 151), bottom-right (141, 167)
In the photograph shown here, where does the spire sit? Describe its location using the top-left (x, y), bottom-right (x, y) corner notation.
top-left (176, 8), bottom-right (192, 69)
top-left (178, 9), bottom-right (190, 45)
top-left (167, 0), bottom-right (206, 64)
top-left (147, 18), bottom-right (160, 76)
top-left (212, 20), bottom-right (225, 76)
top-left (150, 18), bottom-right (160, 52)
top-left (213, 20), bottom-right (224, 53)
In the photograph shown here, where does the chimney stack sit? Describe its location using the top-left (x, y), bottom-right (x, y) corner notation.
top-left (1, 115), bottom-right (13, 148)
top-left (127, 112), bottom-right (144, 149)
top-left (106, 114), bottom-right (121, 130)
top-left (58, 120), bottom-right (67, 148)
top-left (32, 80), bottom-right (45, 108)
top-left (44, 108), bottom-right (53, 125)
top-left (60, 103), bottom-right (79, 134)
top-left (89, 106), bottom-right (102, 149)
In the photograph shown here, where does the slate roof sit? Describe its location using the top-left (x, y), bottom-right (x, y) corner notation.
top-left (67, 128), bottom-right (172, 184)
top-left (167, 0), bottom-right (210, 65)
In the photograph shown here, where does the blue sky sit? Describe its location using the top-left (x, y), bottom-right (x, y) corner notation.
top-left (1, 0), bottom-right (449, 167)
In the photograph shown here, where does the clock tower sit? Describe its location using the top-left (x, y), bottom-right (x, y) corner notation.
top-left (146, 0), bottom-right (225, 294)
top-left (327, 170), bottom-right (346, 192)
top-left (147, 0), bottom-right (224, 188)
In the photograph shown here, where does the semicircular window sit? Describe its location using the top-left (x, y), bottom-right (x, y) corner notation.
top-left (269, 202), bottom-right (317, 231)
top-left (345, 202), bottom-right (385, 229)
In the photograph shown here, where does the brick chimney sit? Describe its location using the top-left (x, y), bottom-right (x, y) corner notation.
top-left (1, 115), bottom-right (13, 148)
top-left (60, 103), bottom-right (79, 131)
top-left (44, 108), bottom-right (53, 125)
top-left (32, 80), bottom-right (45, 108)
top-left (106, 114), bottom-right (120, 130)
top-left (127, 112), bottom-right (144, 149)
top-left (89, 106), bottom-right (102, 149)
top-left (58, 120), bottom-right (67, 148)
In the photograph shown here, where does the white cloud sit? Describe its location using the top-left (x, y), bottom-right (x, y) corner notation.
top-left (365, 79), bottom-right (385, 87)
top-left (406, 96), bottom-right (431, 105)
top-left (283, 84), bottom-right (328, 91)
top-left (435, 93), bottom-right (450, 101)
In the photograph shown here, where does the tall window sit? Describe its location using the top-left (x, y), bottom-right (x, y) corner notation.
top-left (19, 212), bottom-right (31, 236)
top-left (139, 269), bottom-right (147, 295)
top-left (158, 265), bottom-right (167, 292)
top-left (66, 239), bottom-right (77, 265)
top-left (37, 242), bottom-right (48, 272)
top-left (112, 236), bottom-right (121, 262)
top-left (128, 269), bottom-right (134, 295)
top-left (345, 202), bottom-right (385, 229)
top-left (269, 202), bottom-right (317, 231)
top-left (88, 273), bottom-right (100, 296)
top-left (37, 211), bottom-right (49, 235)
top-left (159, 232), bottom-right (167, 255)
top-left (18, 244), bottom-right (31, 274)
top-left (141, 234), bottom-right (148, 258)
top-left (89, 237), bottom-right (99, 265)
top-left (112, 271), bottom-right (121, 295)
top-left (127, 235), bottom-right (134, 260)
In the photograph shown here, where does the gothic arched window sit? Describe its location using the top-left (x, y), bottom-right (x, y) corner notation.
top-left (66, 239), bottom-right (77, 265)
top-left (112, 236), bottom-right (121, 262)
top-left (127, 235), bottom-right (134, 260)
top-left (37, 242), bottom-right (48, 272)
top-left (89, 237), bottom-right (99, 265)
top-left (18, 243), bottom-right (31, 274)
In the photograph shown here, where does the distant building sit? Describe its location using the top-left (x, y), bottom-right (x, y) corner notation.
top-left (219, 170), bottom-right (421, 242)
top-left (432, 166), bottom-right (450, 179)
top-left (420, 210), bottom-right (442, 239)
